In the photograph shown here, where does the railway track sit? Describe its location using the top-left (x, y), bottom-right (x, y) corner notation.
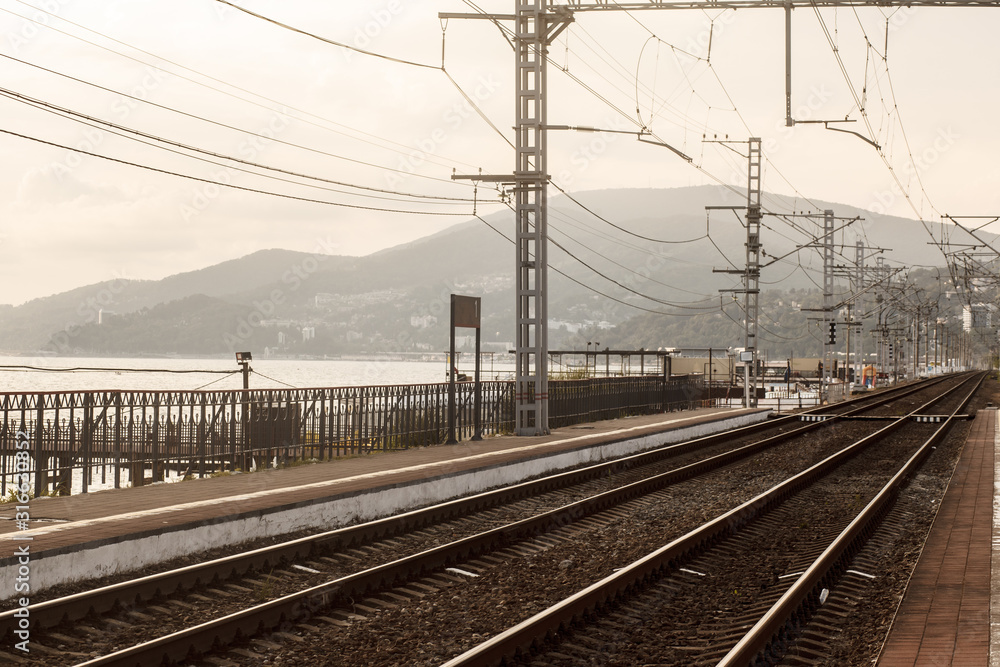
top-left (441, 372), bottom-right (986, 667)
top-left (0, 374), bottom-right (984, 666)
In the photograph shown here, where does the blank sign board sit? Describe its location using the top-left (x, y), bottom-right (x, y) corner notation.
top-left (453, 295), bottom-right (481, 329)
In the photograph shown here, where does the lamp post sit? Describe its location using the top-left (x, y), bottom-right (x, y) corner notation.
top-left (235, 351), bottom-right (252, 390)
top-left (235, 352), bottom-right (252, 471)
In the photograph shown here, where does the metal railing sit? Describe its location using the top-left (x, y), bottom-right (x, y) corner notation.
top-left (548, 376), bottom-right (709, 427)
top-left (0, 376), bottom-right (709, 498)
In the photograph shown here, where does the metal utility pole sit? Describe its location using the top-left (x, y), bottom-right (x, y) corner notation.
top-left (823, 210), bottom-right (835, 398)
top-left (875, 255), bottom-right (888, 384)
top-left (744, 139), bottom-right (762, 408)
top-left (854, 240), bottom-right (864, 385)
top-left (833, 238), bottom-right (882, 386)
top-left (708, 138), bottom-right (762, 408)
top-left (507, 3), bottom-right (561, 434)
top-left (449, 3), bottom-right (572, 436)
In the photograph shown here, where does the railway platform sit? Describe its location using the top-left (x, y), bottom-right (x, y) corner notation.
top-left (877, 407), bottom-right (997, 667)
top-left (0, 406), bottom-right (766, 601)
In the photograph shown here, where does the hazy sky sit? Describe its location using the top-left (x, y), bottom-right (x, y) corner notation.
top-left (0, 0), bottom-right (997, 305)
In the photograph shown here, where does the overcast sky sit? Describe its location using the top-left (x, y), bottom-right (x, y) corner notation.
top-left (0, 0), bottom-right (997, 305)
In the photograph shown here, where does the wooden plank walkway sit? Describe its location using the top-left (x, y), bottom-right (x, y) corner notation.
top-left (877, 408), bottom-right (996, 666)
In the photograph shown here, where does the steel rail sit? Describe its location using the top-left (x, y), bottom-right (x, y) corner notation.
top-left (438, 374), bottom-right (979, 667)
top-left (60, 380), bottom-right (956, 666)
top-left (717, 371), bottom-right (987, 666)
top-left (65, 418), bottom-right (829, 666)
top-left (0, 379), bottom-right (939, 638)
top-left (2, 410), bottom-right (783, 635)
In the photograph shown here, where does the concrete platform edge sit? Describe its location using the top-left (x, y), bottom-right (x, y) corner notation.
top-left (0, 410), bottom-right (768, 600)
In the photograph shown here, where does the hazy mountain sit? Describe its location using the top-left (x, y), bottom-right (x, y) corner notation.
top-left (0, 185), bottom-right (980, 357)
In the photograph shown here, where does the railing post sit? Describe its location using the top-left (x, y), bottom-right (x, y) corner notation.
top-left (241, 388), bottom-right (250, 471)
top-left (34, 396), bottom-right (44, 498)
top-left (152, 396), bottom-right (162, 481)
top-left (82, 395), bottom-right (92, 493)
top-left (70, 411), bottom-right (80, 494)
top-left (198, 394), bottom-right (207, 478)
top-left (53, 396), bottom-right (71, 496)
top-left (333, 391), bottom-right (342, 458)
top-left (113, 392), bottom-right (122, 489)
top-left (128, 404), bottom-right (140, 488)
top-left (318, 391), bottom-right (327, 460)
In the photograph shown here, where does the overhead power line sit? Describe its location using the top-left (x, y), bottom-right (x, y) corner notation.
top-left (547, 218), bottom-right (721, 297)
top-left (1, 3), bottom-right (478, 180)
top-left (546, 233), bottom-right (719, 310)
top-left (0, 365), bottom-right (232, 374)
top-left (550, 181), bottom-right (708, 245)
top-left (0, 127), bottom-right (472, 216)
top-left (213, 0), bottom-right (442, 70)
top-left (0, 53), bottom-right (471, 189)
top-left (475, 214), bottom-right (715, 318)
top-left (0, 85), bottom-right (479, 205)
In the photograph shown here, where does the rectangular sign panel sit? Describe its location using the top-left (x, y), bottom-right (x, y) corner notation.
top-left (453, 295), bottom-right (481, 329)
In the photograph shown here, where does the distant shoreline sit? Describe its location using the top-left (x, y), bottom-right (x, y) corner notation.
top-left (5, 352), bottom-right (512, 363)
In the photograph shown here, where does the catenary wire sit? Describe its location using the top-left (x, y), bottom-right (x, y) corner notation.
top-left (550, 181), bottom-right (708, 244)
top-left (547, 226), bottom-right (720, 307)
top-left (476, 214), bottom-right (716, 318)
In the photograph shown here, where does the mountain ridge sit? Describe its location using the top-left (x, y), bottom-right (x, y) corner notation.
top-left (0, 185), bottom-right (979, 357)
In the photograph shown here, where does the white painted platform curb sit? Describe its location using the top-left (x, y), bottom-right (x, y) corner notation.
top-left (0, 410), bottom-right (768, 599)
